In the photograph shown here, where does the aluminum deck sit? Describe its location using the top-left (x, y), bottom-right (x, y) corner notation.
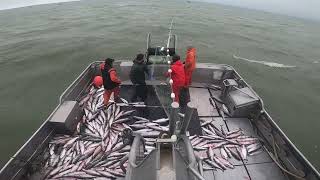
top-left (116, 83), bottom-right (286, 180)
top-left (182, 85), bottom-right (288, 180)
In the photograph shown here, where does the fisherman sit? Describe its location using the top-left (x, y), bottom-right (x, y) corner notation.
top-left (184, 46), bottom-right (196, 87)
top-left (167, 54), bottom-right (185, 103)
top-left (180, 46), bottom-right (196, 104)
top-left (130, 53), bottom-right (149, 102)
top-left (100, 58), bottom-right (121, 105)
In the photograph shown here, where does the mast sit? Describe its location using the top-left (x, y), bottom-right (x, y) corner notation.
top-left (166, 18), bottom-right (174, 53)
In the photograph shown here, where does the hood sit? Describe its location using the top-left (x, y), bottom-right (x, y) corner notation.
top-left (133, 58), bottom-right (144, 64)
top-left (173, 60), bottom-right (183, 66)
top-left (187, 47), bottom-right (196, 53)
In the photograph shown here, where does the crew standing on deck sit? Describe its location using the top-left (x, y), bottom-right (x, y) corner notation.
top-left (130, 54), bottom-right (149, 102)
top-left (184, 46), bottom-right (196, 87)
top-left (168, 55), bottom-right (185, 103)
top-left (181, 46), bottom-right (196, 104)
top-left (100, 58), bottom-right (121, 105)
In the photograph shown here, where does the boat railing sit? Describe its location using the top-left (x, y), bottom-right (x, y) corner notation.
top-left (59, 61), bottom-right (99, 103)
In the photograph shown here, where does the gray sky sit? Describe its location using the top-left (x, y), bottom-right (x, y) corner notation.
top-left (0, 0), bottom-right (79, 10)
top-left (0, 0), bottom-right (319, 20)
top-left (199, 0), bottom-right (320, 20)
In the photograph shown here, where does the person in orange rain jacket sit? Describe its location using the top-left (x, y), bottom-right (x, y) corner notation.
top-left (167, 55), bottom-right (185, 103)
top-left (100, 58), bottom-right (121, 105)
top-left (184, 46), bottom-right (196, 87)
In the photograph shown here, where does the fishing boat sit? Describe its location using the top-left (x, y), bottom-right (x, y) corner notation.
top-left (1, 27), bottom-right (319, 180)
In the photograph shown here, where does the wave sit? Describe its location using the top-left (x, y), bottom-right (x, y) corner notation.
top-left (233, 55), bottom-right (296, 68)
top-left (0, 0), bottom-right (81, 11)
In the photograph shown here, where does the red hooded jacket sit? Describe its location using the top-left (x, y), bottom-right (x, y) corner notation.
top-left (170, 60), bottom-right (185, 87)
top-left (185, 48), bottom-right (196, 73)
top-left (184, 47), bottom-right (196, 86)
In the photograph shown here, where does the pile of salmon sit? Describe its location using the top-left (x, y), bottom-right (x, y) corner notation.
top-left (191, 118), bottom-right (262, 171)
top-left (43, 86), bottom-right (169, 179)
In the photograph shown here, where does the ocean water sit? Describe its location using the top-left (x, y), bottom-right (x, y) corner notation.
top-left (0, 0), bottom-right (319, 171)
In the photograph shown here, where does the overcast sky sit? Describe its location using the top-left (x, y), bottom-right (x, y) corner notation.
top-left (0, 0), bottom-right (80, 11)
top-left (0, 0), bottom-right (319, 20)
top-left (198, 0), bottom-right (320, 20)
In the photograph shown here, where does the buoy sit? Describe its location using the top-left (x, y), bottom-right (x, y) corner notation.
top-left (171, 93), bottom-right (175, 99)
top-left (93, 76), bottom-right (103, 87)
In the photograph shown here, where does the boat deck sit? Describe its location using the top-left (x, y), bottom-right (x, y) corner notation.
top-left (119, 82), bottom-right (289, 180)
top-left (186, 86), bottom-right (288, 180)
top-left (117, 82), bottom-right (289, 180)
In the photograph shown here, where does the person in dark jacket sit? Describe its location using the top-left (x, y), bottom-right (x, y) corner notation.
top-left (130, 54), bottom-right (149, 102)
top-left (167, 54), bottom-right (185, 103)
top-left (100, 58), bottom-right (121, 105)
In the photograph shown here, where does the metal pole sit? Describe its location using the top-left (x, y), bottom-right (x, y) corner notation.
top-left (169, 102), bottom-right (179, 136)
top-left (180, 102), bottom-right (195, 134)
top-left (166, 18), bottom-right (174, 50)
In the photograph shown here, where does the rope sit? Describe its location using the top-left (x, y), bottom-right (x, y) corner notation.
top-left (262, 134), bottom-right (305, 179)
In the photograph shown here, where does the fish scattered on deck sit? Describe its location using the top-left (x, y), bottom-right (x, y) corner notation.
top-left (190, 118), bottom-right (261, 171)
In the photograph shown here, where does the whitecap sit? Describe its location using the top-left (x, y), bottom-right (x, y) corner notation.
top-left (233, 55), bottom-right (296, 68)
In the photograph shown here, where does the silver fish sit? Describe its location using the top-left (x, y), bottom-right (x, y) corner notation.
top-left (222, 104), bottom-right (230, 115)
top-left (153, 118), bottom-right (169, 124)
top-left (212, 155), bottom-right (227, 170)
top-left (220, 147), bottom-right (229, 159)
top-left (205, 159), bottom-right (223, 170)
top-left (228, 147), bottom-right (241, 161)
top-left (120, 98), bottom-right (129, 104)
top-left (216, 155), bottom-right (234, 169)
top-left (240, 145), bottom-right (247, 160)
top-left (247, 143), bottom-right (261, 154)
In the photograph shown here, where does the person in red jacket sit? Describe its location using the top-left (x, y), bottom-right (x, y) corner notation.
top-left (184, 46), bottom-right (196, 87)
top-left (100, 58), bottom-right (121, 105)
top-left (168, 55), bottom-right (185, 103)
